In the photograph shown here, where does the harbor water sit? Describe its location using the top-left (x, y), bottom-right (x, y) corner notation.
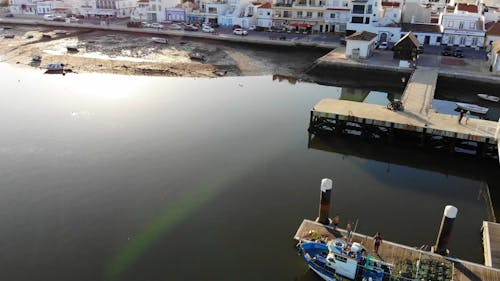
top-left (0, 63), bottom-right (497, 281)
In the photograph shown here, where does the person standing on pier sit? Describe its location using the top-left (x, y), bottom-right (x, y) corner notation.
top-left (458, 110), bottom-right (465, 124)
top-left (346, 222), bottom-right (353, 242)
top-left (465, 111), bottom-right (471, 124)
top-left (373, 232), bottom-right (383, 255)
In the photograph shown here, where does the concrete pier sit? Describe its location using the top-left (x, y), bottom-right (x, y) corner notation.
top-left (308, 67), bottom-right (499, 159)
top-left (482, 221), bottom-right (500, 268)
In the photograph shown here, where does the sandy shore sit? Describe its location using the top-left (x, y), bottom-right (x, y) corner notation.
top-left (0, 25), bottom-right (329, 78)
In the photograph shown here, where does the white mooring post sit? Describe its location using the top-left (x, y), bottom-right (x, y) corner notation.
top-left (316, 178), bottom-right (333, 225)
top-left (432, 205), bottom-right (458, 256)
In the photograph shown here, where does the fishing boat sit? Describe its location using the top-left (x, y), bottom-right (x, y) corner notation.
top-left (152, 37), bottom-right (167, 44)
top-left (456, 102), bottom-right (489, 114)
top-left (44, 63), bottom-right (65, 71)
top-left (298, 239), bottom-right (392, 281)
top-left (42, 34), bottom-right (52, 39)
top-left (3, 34), bottom-right (15, 38)
top-left (477, 94), bottom-right (499, 102)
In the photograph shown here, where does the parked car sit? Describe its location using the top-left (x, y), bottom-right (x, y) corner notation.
top-left (168, 23), bottom-right (182, 30)
top-left (248, 25), bottom-right (256, 30)
top-left (127, 21), bottom-right (142, 28)
top-left (441, 46), bottom-right (453, 56)
top-left (202, 26), bottom-right (215, 33)
top-left (5, 13), bottom-right (14, 17)
top-left (43, 14), bottom-right (55, 21)
top-left (453, 49), bottom-right (464, 58)
top-left (53, 16), bottom-right (65, 22)
top-left (142, 22), bottom-right (151, 28)
top-left (254, 26), bottom-right (266, 32)
top-left (150, 23), bottom-right (164, 29)
top-left (232, 24), bottom-right (242, 30)
top-left (377, 41), bottom-right (388, 50)
top-left (233, 28), bottom-right (248, 36)
top-left (184, 25), bottom-right (198, 31)
top-left (67, 16), bottom-right (79, 22)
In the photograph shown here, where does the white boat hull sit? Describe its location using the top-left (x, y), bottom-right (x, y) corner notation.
top-left (477, 94), bottom-right (499, 102)
top-left (456, 102), bottom-right (489, 114)
top-left (152, 37), bottom-right (167, 44)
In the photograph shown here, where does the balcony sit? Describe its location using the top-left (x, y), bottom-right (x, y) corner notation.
top-left (274, 2), bottom-right (293, 7)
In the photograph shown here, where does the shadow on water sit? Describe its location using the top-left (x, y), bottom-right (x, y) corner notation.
top-left (307, 134), bottom-right (500, 221)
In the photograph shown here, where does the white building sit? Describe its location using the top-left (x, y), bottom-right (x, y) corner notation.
top-left (401, 23), bottom-right (443, 45)
top-left (9, 0), bottom-right (38, 14)
top-left (256, 2), bottom-right (272, 28)
top-left (345, 30), bottom-right (377, 58)
top-left (130, 0), bottom-right (149, 20)
top-left (346, 0), bottom-right (402, 42)
top-left (324, 0), bottom-right (349, 33)
top-left (440, 3), bottom-right (485, 48)
top-left (146, 0), bottom-right (177, 21)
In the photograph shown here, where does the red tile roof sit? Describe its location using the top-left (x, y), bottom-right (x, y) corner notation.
top-left (258, 3), bottom-right (272, 8)
top-left (487, 22), bottom-right (500, 36)
top-left (457, 3), bottom-right (478, 13)
top-left (382, 2), bottom-right (400, 7)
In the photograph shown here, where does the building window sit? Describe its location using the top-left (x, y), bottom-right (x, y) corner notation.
top-left (459, 21), bottom-right (463, 29)
top-left (469, 22), bottom-right (476, 29)
top-left (367, 4), bottom-right (372, 14)
top-left (306, 11), bottom-right (312, 18)
top-left (365, 17), bottom-right (369, 24)
top-left (460, 36), bottom-right (466, 45)
top-left (351, 16), bottom-right (363, 23)
top-left (283, 11), bottom-right (290, 17)
top-left (318, 12), bottom-right (323, 18)
top-left (267, 12), bottom-right (270, 15)
top-left (297, 11), bottom-right (303, 17)
top-left (330, 13), bottom-right (335, 18)
top-left (472, 37), bottom-right (477, 45)
top-left (436, 36), bottom-right (441, 43)
top-left (352, 4), bottom-right (364, 14)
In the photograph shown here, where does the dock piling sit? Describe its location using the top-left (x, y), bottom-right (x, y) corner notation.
top-left (316, 178), bottom-right (333, 225)
top-left (432, 205), bottom-right (458, 256)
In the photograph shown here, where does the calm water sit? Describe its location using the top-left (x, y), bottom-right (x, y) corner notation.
top-left (0, 63), bottom-right (494, 281)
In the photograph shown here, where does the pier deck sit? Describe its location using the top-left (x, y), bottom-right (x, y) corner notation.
top-left (295, 219), bottom-right (500, 281)
top-left (309, 67), bottom-right (499, 155)
top-left (401, 67), bottom-right (438, 116)
top-left (483, 221), bottom-right (500, 268)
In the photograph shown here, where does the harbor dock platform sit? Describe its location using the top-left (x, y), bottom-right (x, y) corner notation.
top-left (308, 67), bottom-right (499, 159)
top-left (483, 221), bottom-right (500, 269)
top-left (295, 219), bottom-right (500, 280)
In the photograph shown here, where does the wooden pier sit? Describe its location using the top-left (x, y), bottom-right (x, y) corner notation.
top-left (483, 221), bottom-right (500, 269)
top-left (295, 219), bottom-right (500, 280)
top-left (308, 67), bottom-right (499, 159)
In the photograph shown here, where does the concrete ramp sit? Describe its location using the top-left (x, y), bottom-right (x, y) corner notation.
top-left (401, 67), bottom-right (439, 117)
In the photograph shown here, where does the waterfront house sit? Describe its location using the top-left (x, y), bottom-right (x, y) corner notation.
top-left (165, 7), bottom-right (187, 22)
top-left (488, 40), bottom-right (500, 74)
top-left (324, 0), bottom-right (349, 33)
top-left (439, 3), bottom-right (486, 48)
top-left (130, 0), bottom-right (149, 21)
top-left (272, 0), bottom-right (327, 33)
top-left (145, 0), bottom-right (177, 21)
top-left (401, 23), bottom-right (443, 45)
top-left (345, 0), bottom-right (402, 43)
top-left (392, 31), bottom-right (420, 67)
top-left (485, 21), bottom-right (500, 46)
top-left (256, 2), bottom-right (273, 28)
top-left (345, 30), bottom-right (377, 58)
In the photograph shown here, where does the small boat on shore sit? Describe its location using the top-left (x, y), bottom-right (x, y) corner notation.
top-left (477, 94), bottom-right (499, 102)
top-left (66, 46), bottom-right (79, 52)
top-left (31, 54), bottom-right (42, 62)
top-left (189, 52), bottom-right (205, 61)
top-left (152, 37), bottom-right (167, 44)
top-left (42, 34), bottom-right (52, 39)
top-left (3, 34), bottom-right (15, 39)
top-left (456, 102), bottom-right (489, 114)
top-left (54, 30), bottom-right (68, 35)
top-left (44, 63), bottom-right (65, 71)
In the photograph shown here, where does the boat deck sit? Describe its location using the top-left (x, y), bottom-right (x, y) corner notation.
top-left (295, 219), bottom-right (500, 281)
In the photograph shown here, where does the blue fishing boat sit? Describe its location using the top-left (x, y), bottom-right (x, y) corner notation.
top-left (298, 239), bottom-right (392, 281)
